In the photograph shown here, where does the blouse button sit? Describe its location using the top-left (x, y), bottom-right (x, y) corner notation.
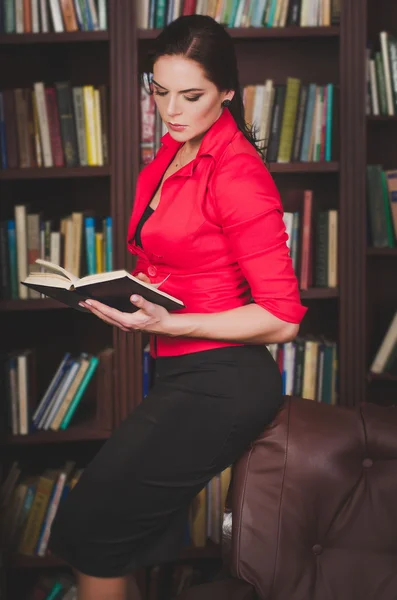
top-left (148, 266), bottom-right (157, 277)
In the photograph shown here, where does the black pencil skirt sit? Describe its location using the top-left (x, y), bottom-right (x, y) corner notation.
top-left (48, 344), bottom-right (283, 578)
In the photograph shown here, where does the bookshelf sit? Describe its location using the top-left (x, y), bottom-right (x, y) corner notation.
top-left (0, 0), bottom-right (387, 597)
top-left (365, 1), bottom-right (397, 406)
top-left (137, 25), bottom-right (341, 40)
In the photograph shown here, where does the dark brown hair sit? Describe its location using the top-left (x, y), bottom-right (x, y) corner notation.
top-left (147, 14), bottom-right (264, 157)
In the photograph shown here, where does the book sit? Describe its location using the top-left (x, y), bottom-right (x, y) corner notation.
top-left (21, 259), bottom-right (184, 313)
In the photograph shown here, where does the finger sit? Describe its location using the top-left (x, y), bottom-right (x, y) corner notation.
top-left (130, 294), bottom-right (155, 314)
top-left (80, 301), bottom-right (143, 332)
top-left (136, 272), bottom-right (151, 283)
top-left (83, 299), bottom-right (125, 321)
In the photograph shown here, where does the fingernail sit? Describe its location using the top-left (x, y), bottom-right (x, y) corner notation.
top-left (78, 302), bottom-right (85, 307)
top-left (131, 295), bottom-right (139, 301)
top-left (85, 299), bottom-right (93, 305)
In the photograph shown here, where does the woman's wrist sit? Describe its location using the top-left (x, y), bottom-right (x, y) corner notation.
top-left (165, 312), bottom-right (197, 338)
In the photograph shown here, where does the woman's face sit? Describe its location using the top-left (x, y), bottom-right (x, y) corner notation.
top-left (152, 55), bottom-right (233, 146)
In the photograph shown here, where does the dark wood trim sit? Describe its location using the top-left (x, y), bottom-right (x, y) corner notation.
top-left (367, 247), bottom-right (397, 256)
top-left (0, 31), bottom-right (109, 44)
top-left (7, 555), bottom-right (66, 569)
top-left (0, 167), bottom-right (111, 180)
top-left (0, 426), bottom-right (111, 446)
top-left (338, 1), bottom-right (367, 407)
top-left (367, 115), bottom-right (397, 121)
top-left (138, 26), bottom-right (340, 40)
top-left (301, 288), bottom-right (339, 299)
top-left (0, 299), bottom-right (67, 311)
top-left (109, 0), bottom-right (140, 423)
top-left (368, 372), bottom-right (397, 382)
top-left (269, 161), bottom-right (339, 173)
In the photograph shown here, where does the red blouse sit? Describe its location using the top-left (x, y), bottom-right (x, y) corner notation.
top-left (127, 108), bottom-right (307, 357)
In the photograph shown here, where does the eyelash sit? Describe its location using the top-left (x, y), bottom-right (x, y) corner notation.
top-left (153, 90), bottom-right (202, 102)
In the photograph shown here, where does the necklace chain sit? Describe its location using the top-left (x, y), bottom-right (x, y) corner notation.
top-left (174, 144), bottom-right (190, 168)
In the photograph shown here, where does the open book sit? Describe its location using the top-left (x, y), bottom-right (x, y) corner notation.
top-left (21, 259), bottom-right (185, 313)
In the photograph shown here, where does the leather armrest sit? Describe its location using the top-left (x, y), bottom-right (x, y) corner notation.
top-left (176, 578), bottom-right (257, 600)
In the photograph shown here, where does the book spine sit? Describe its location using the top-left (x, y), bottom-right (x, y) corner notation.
top-left (60, 356), bottom-right (99, 430)
top-left (84, 217), bottom-right (96, 274)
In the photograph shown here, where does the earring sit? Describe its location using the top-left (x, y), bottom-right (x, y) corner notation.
top-left (222, 99), bottom-right (232, 107)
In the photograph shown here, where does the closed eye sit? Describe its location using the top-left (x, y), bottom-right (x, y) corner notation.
top-left (153, 90), bottom-right (203, 102)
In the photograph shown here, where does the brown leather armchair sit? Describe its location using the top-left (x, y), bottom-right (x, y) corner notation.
top-left (178, 396), bottom-right (397, 600)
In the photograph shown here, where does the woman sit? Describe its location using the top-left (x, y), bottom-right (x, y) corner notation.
top-left (49, 14), bottom-right (307, 600)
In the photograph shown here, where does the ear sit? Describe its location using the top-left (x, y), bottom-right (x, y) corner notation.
top-left (224, 90), bottom-right (235, 103)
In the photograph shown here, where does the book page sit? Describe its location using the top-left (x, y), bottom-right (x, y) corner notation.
top-left (35, 259), bottom-right (78, 284)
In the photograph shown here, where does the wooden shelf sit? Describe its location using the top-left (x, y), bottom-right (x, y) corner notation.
top-left (301, 287), bottom-right (339, 299)
top-left (0, 425), bottom-right (111, 446)
top-left (179, 544), bottom-right (222, 561)
top-left (0, 299), bottom-right (67, 311)
top-left (367, 115), bottom-right (397, 121)
top-left (367, 247), bottom-right (397, 256)
top-left (8, 544), bottom-right (221, 569)
top-left (367, 372), bottom-right (397, 383)
top-left (0, 166), bottom-right (111, 180)
top-left (7, 555), bottom-right (66, 569)
top-left (269, 161), bottom-right (339, 173)
top-left (0, 31), bottom-right (109, 45)
top-left (138, 26), bottom-right (340, 40)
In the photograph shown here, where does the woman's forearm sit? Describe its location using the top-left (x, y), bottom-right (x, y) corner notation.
top-left (166, 303), bottom-right (299, 345)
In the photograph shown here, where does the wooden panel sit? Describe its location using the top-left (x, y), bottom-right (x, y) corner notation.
top-left (0, 177), bottom-right (111, 221)
top-left (338, 0), bottom-right (368, 406)
top-left (367, 121), bottom-right (397, 169)
top-left (235, 38), bottom-right (339, 85)
top-left (367, 0), bottom-right (397, 41)
top-left (138, 26), bottom-right (340, 40)
top-left (0, 167), bottom-right (111, 180)
top-left (109, 0), bottom-right (140, 423)
top-left (0, 41), bottom-right (109, 89)
top-left (0, 32), bottom-right (109, 44)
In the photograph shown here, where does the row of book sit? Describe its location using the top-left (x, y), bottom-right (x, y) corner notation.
top-left (139, 77), bottom-right (335, 166)
top-left (31, 351), bottom-right (99, 432)
top-left (0, 461), bottom-right (230, 559)
top-left (250, 78), bottom-right (334, 163)
top-left (370, 310), bottom-right (397, 376)
top-left (0, 349), bottom-right (35, 436)
top-left (283, 199), bottom-right (338, 290)
top-left (267, 337), bottom-right (338, 404)
top-left (0, 207), bottom-right (113, 301)
top-left (137, 0), bottom-right (341, 29)
top-left (0, 461), bottom-right (82, 557)
top-left (366, 165), bottom-right (397, 248)
top-left (366, 31), bottom-right (397, 117)
top-left (0, 83), bottom-right (109, 170)
top-left (0, 349), bottom-right (102, 435)
top-left (0, 0), bottom-right (107, 34)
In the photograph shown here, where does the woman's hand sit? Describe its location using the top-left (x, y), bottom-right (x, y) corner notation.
top-left (78, 272), bottom-right (174, 335)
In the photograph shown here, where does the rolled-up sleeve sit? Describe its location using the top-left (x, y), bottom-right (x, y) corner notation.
top-left (212, 152), bottom-right (307, 324)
